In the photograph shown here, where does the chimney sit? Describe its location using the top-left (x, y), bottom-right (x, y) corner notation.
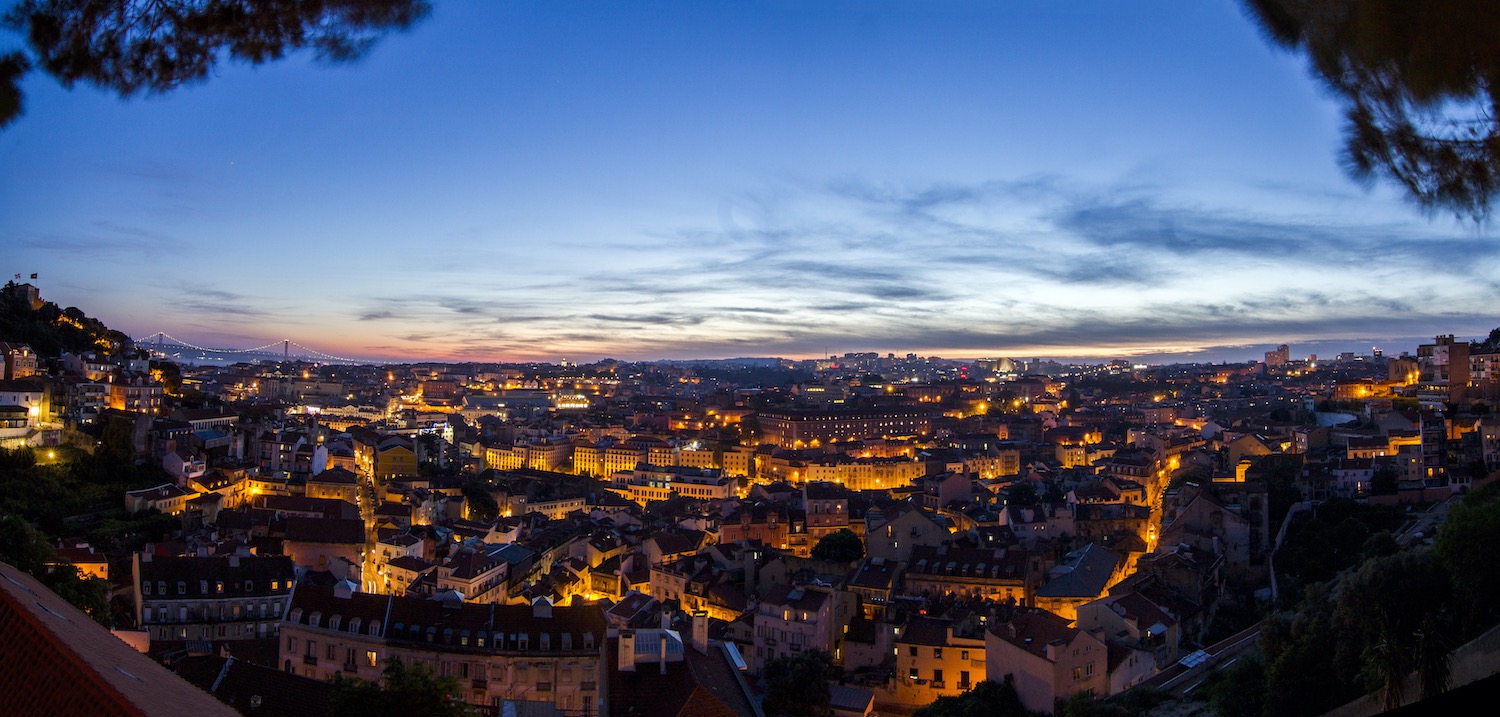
top-left (692, 611), bottom-right (710, 655)
top-left (620, 630), bottom-right (637, 672)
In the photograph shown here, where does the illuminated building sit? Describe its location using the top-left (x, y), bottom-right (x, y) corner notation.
top-left (756, 407), bottom-right (937, 449)
top-left (985, 610), bottom-right (1107, 713)
top-left (132, 553), bottom-right (294, 641)
top-left (0, 341), bottom-right (38, 379)
top-left (893, 616), bottom-right (987, 705)
top-left (1417, 334), bottom-right (1471, 405)
top-left (1264, 344), bottom-right (1290, 367)
top-left (280, 585), bottom-right (608, 715)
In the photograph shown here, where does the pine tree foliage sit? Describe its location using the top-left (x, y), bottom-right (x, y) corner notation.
top-left (1, 0), bottom-right (431, 128)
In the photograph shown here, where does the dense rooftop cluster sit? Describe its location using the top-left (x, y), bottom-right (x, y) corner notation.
top-left (4, 285), bottom-right (1500, 716)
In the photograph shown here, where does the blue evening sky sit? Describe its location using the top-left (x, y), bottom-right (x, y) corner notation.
top-left (2, 1), bottom-right (1495, 363)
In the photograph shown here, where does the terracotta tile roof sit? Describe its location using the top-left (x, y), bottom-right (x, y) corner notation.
top-left (0, 561), bottom-right (239, 717)
top-left (283, 517), bottom-right (365, 545)
top-left (992, 608), bottom-right (1077, 660)
top-left (287, 584), bottom-right (606, 651)
top-left (171, 654), bottom-right (331, 716)
top-left (608, 638), bottom-right (757, 717)
top-left (308, 467), bottom-right (358, 485)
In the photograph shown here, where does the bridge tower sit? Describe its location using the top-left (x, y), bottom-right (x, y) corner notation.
top-left (283, 340), bottom-right (289, 359)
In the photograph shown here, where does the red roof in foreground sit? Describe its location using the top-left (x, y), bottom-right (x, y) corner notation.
top-left (0, 560), bottom-right (238, 717)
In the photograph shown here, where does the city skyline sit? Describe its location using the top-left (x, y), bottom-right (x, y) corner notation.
top-left (4, 2), bottom-right (1498, 363)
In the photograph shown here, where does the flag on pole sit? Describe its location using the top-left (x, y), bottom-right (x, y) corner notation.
top-left (29, 274), bottom-right (37, 279)
top-left (11, 274), bottom-right (18, 280)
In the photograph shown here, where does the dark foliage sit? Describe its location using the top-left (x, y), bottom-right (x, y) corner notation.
top-left (1246, 1), bottom-right (1500, 218)
top-left (0, 282), bottom-right (131, 358)
top-left (328, 657), bottom-right (473, 717)
top-left (810, 528), bottom-right (864, 563)
top-left (1196, 657), bottom-right (1266, 717)
top-left (761, 650), bottom-right (832, 717)
top-left (0, 513), bottom-right (112, 625)
top-left (1, 0), bottom-right (430, 128)
top-left (461, 480), bottom-right (498, 521)
top-left (1435, 481), bottom-right (1500, 633)
top-left (1273, 498), bottom-right (1402, 593)
top-left (1004, 482), bottom-right (1040, 508)
top-left (912, 677), bottom-right (1034, 717)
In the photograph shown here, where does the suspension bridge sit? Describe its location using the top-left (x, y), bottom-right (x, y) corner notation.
top-left (138, 332), bottom-right (386, 365)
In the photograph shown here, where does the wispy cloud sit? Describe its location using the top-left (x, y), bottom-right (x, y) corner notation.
top-left (131, 173), bottom-right (1500, 362)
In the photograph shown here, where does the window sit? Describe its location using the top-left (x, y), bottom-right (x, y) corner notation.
top-left (1073, 667), bottom-right (1082, 681)
top-left (960, 671), bottom-right (970, 688)
top-left (933, 648), bottom-right (943, 659)
top-left (215, 581), bottom-right (224, 593)
top-left (143, 582), bottom-right (152, 596)
top-left (366, 650), bottom-right (379, 667)
top-left (907, 646), bottom-right (917, 656)
top-left (908, 667), bottom-right (918, 680)
top-left (200, 580), bottom-right (209, 594)
top-left (960, 650), bottom-right (969, 660)
top-left (933, 669), bottom-right (943, 684)
top-left (177, 581), bottom-right (186, 595)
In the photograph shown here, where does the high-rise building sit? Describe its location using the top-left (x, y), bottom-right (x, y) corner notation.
top-left (1264, 344), bottom-right (1290, 367)
top-left (1417, 335), bottom-right (1470, 404)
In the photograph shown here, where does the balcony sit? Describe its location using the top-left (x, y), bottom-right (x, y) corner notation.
top-left (472, 678), bottom-right (488, 690)
top-left (302, 655), bottom-right (318, 666)
top-left (343, 663), bottom-right (359, 674)
top-left (931, 681), bottom-right (946, 689)
top-left (957, 682), bottom-right (972, 691)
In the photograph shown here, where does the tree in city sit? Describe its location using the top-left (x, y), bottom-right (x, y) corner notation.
top-left (1435, 481), bottom-right (1500, 632)
top-left (912, 677), bottom-right (1031, 717)
top-left (460, 480), bottom-right (498, 522)
top-left (328, 657), bottom-right (473, 717)
top-left (1, 0), bottom-right (431, 129)
top-left (761, 650), bottom-right (833, 717)
top-left (810, 528), bottom-right (864, 563)
top-left (1333, 549), bottom-right (1455, 710)
top-left (0, 514), bottom-right (112, 626)
top-left (1246, 1), bottom-right (1500, 218)
top-left (1004, 482), bottom-right (1040, 508)
top-left (1371, 467), bottom-right (1401, 496)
